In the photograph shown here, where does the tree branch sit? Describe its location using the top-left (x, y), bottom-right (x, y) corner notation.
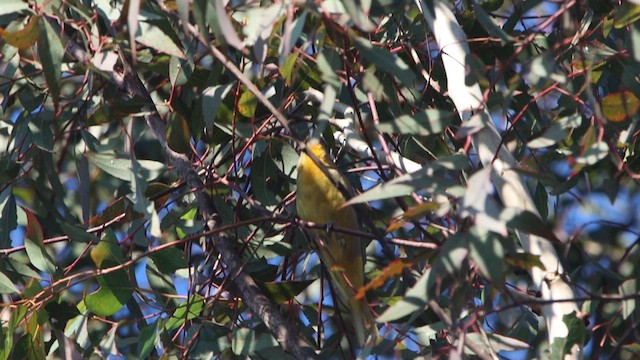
top-left (52, 18), bottom-right (317, 360)
top-left (415, 1), bottom-right (582, 358)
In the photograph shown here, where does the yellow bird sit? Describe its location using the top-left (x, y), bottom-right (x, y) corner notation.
top-left (296, 138), bottom-right (376, 346)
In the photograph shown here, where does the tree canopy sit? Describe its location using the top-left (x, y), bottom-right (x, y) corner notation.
top-left (1, 0), bottom-right (639, 359)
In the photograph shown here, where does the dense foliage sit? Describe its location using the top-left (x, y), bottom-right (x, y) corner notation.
top-left (0, 0), bottom-right (639, 358)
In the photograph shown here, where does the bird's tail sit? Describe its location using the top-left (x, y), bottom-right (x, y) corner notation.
top-left (325, 265), bottom-right (378, 347)
top-left (348, 295), bottom-right (378, 347)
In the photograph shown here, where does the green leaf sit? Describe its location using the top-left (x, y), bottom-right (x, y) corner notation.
top-left (272, 142), bottom-right (299, 179)
top-left (0, 187), bottom-right (17, 249)
top-left (27, 117), bottom-right (54, 152)
top-left (534, 182), bottom-right (549, 220)
top-left (464, 333), bottom-right (530, 355)
top-left (575, 142), bottom-right (608, 165)
top-left (0, 0), bottom-right (29, 15)
top-left (209, 0), bottom-right (244, 50)
top-left (250, 152), bottom-right (279, 206)
top-left (165, 295), bottom-right (204, 332)
top-left (614, 2), bottom-right (640, 28)
top-left (376, 267), bottom-right (433, 323)
top-left (347, 153), bottom-right (467, 205)
top-left (620, 279), bottom-right (637, 320)
top-left (0, 271), bottom-right (18, 294)
top-left (462, 167), bottom-right (507, 236)
top-left (504, 252), bottom-right (546, 271)
top-left (411, 322), bottom-right (446, 346)
top-left (241, 4), bottom-right (285, 47)
top-left (280, 52), bottom-right (298, 87)
top-left (525, 52), bottom-right (566, 90)
top-left (353, 37), bottom-right (416, 86)
top-left (342, 0), bottom-right (376, 31)
top-left (52, 329), bottom-right (84, 360)
top-left (149, 246), bottom-right (187, 273)
top-left (202, 83), bottom-right (235, 129)
top-left (2, 256), bottom-right (43, 281)
top-left (136, 20), bottom-right (185, 58)
top-left (187, 324), bottom-right (232, 355)
top-left (169, 55), bottom-right (193, 87)
top-left (623, 343), bottom-right (640, 356)
top-left (60, 223), bottom-right (100, 244)
top-left (146, 257), bottom-right (178, 307)
top-left (469, 227), bottom-right (504, 283)
top-left (85, 152), bottom-right (165, 181)
top-left (85, 230), bottom-right (132, 316)
top-left (377, 109), bottom-right (454, 136)
top-left (166, 114), bottom-right (192, 154)
top-left (138, 321), bottom-right (158, 359)
top-left (433, 233), bottom-right (469, 277)
top-left (550, 312), bottom-right (586, 359)
top-left (37, 17), bottom-right (64, 108)
top-left (238, 88), bottom-right (257, 118)
top-left (632, 22), bottom-right (640, 63)
top-left (232, 328), bottom-right (278, 355)
top-left (528, 124), bottom-right (566, 149)
top-left (500, 208), bottom-right (558, 242)
top-left (130, 159), bottom-right (162, 237)
top-left (258, 280), bottom-right (314, 304)
top-left (24, 209), bottom-right (57, 275)
top-left (473, 3), bottom-right (512, 43)
top-left (90, 230), bottom-right (124, 266)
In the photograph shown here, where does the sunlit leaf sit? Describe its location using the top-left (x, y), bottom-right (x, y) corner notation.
top-left (620, 279), bottom-right (637, 320)
top-left (24, 209), bottom-right (57, 275)
top-left (202, 83), bottom-right (235, 129)
top-left (504, 252), bottom-right (546, 271)
top-left (550, 312), bottom-right (586, 358)
top-left (0, 0), bottom-right (29, 15)
top-left (0, 271), bottom-right (18, 294)
top-left (136, 21), bottom-right (185, 58)
top-left (464, 333), bottom-right (530, 355)
top-left (528, 124), bottom-right (566, 149)
top-left (85, 230), bottom-right (132, 316)
top-left (575, 142), bottom-right (608, 165)
top-left (356, 259), bottom-right (413, 300)
top-left (613, 2), bottom-right (640, 29)
top-left (377, 109), bottom-right (454, 136)
top-left (238, 88), bottom-right (257, 118)
top-left (601, 91), bottom-right (640, 122)
top-left (165, 295), bottom-right (204, 332)
top-left (387, 202), bottom-right (439, 232)
top-left (348, 153), bottom-right (467, 205)
top-left (0, 16), bottom-right (40, 50)
top-left (86, 152), bottom-right (165, 181)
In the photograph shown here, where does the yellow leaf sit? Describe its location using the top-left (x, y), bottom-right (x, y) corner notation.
top-left (0, 16), bottom-right (40, 50)
top-left (238, 89), bottom-right (257, 118)
top-left (386, 201), bottom-right (439, 232)
top-left (601, 91), bottom-right (640, 122)
top-left (355, 259), bottom-right (413, 300)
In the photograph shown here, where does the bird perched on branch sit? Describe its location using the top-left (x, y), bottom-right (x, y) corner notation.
top-left (296, 137), bottom-right (377, 347)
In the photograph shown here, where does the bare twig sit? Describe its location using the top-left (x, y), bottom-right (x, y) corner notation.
top-left (49, 17), bottom-right (317, 360)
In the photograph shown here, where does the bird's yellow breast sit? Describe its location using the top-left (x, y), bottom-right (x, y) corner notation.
top-left (296, 143), bottom-right (353, 226)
